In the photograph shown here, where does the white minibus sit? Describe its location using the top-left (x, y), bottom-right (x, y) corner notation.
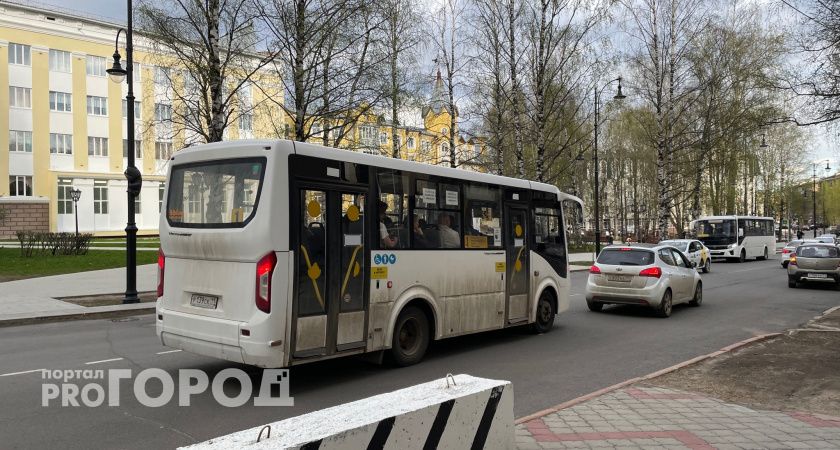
top-left (156, 140), bottom-right (582, 367)
top-left (691, 215), bottom-right (776, 263)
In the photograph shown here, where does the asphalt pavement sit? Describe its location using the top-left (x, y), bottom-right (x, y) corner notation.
top-left (0, 255), bottom-right (838, 449)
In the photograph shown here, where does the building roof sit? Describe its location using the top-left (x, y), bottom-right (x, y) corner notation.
top-left (422, 69), bottom-right (456, 118)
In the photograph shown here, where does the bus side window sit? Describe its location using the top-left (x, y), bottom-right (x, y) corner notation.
top-left (534, 205), bottom-right (566, 275)
top-left (465, 184), bottom-right (502, 249)
top-left (377, 169), bottom-right (409, 249)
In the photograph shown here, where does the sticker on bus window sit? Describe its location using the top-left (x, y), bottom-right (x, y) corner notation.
top-left (344, 234), bottom-right (362, 246)
top-left (422, 188), bottom-right (436, 205)
top-left (371, 266), bottom-right (388, 279)
top-left (445, 190), bottom-right (458, 206)
top-left (493, 228), bottom-right (501, 243)
top-left (495, 262), bottom-right (506, 272)
top-left (464, 235), bottom-right (488, 249)
top-left (514, 238), bottom-right (524, 247)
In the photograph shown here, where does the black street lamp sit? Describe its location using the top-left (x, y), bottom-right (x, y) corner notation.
top-left (593, 77), bottom-right (626, 255)
top-left (71, 187), bottom-right (81, 236)
top-left (106, 1), bottom-right (142, 304)
top-left (811, 160), bottom-right (831, 238)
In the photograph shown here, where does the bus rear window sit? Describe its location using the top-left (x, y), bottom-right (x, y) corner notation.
top-left (166, 158), bottom-right (265, 227)
top-left (597, 249), bottom-right (654, 266)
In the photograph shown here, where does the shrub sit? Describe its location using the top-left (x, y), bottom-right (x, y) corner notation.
top-left (16, 231), bottom-right (93, 257)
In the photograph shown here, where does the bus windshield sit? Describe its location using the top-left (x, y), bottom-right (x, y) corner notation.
top-left (694, 219), bottom-right (736, 246)
top-left (166, 158), bottom-right (265, 227)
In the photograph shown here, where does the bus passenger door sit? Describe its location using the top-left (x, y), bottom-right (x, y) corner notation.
top-left (293, 188), bottom-right (368, 359)
top-left (505, 206), bottom-right (529, 323)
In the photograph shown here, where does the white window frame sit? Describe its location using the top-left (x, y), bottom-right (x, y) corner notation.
top-left (88, 136), bottom-right (108, 157)
top-left (122, 139), bottom-right (143, 159)
top-left (9, 43), bottom-right (31, 66)
top-left (49, 49), bottom-right (72, 73)
top-left (50, 133), bottom-right (73, 154)
top-left (379, 131), bottom-right (388, 145)
top-left (159, 182), bottom-right (165, 212)
top-left (9, 175), bottom-right (33, 197)
top-left (407, 136), bottom-right (415, 149)
top-left (122, 100), bottom-right (142, 120)
top-left (155, 141), bottom-right (173, 160)
top-left (87, 96), bottom-right (108, 116)
top-left (86, 55), bottom-right (107, 77)
top-left (9, 86), bottom-right (32, 108)
top-left (239, 114), bottom-right (253, 131)
top-left (93, 180), bottom-right (109, 214)
top-left (57, 179), bottom-right (74, 214)
top-left (49, 91), bottom-right (72, 112)
top-left (155, 103), bottom-right (172, 121)
top-left (154, 66), bottom-right (170, 85)
top-left (9, 130), bottom-right (33, 152)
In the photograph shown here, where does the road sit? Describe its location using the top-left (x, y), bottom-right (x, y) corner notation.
top-left (1, 256), bottom-right (838, 449)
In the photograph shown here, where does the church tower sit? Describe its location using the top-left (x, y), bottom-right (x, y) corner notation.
top-left (422, 69), bottom-right (457, 140)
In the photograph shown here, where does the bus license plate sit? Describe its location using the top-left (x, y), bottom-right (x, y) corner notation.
top-left (607, 274), bottom-right (631, 282)
top-left (190, 294), bottom-right (219, 309)
top-left (808, 273), bottom-right (827, 279)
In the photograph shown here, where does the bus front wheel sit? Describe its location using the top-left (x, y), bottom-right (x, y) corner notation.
top-left (531, 291), bottom-right (556, 334)
top-left (390, 306), bottom-right (430, 367)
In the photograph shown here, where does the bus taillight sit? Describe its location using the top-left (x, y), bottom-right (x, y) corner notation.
top-left (256, 252), bottom-right (277, 314)
top-left (156, 249), bottom-right (165, 298)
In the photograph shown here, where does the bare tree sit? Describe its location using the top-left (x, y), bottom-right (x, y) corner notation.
top-left (504, 0), bottom-right (527, 177)
top-left (138, 0), bottom-right (271, 143)
top-left (431, 0), bottom-right (469, 167)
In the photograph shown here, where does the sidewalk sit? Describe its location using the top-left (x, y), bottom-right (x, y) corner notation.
top-left (0, 264), bottom-right (157, 325)
top-left (516, 307), bottom-right (840, 449)
top-left (517, 386), bottom-right (840, 449)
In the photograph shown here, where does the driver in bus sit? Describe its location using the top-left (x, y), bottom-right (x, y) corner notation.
top-left (379, 201), bottom-right (399, 249)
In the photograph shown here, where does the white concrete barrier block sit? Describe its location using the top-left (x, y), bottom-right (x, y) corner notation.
top-left (183, 374), bottom-right (514, 450)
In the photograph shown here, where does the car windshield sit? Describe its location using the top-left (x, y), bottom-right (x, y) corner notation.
top-left (597, 248), bottom-right (655, 266)
top-left (661, 241), bottom-right (689, 252)
top-left (796, 245), bottom-right (839, 258)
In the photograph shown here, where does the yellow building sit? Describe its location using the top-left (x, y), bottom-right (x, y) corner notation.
top-left (0, 2), bottom-right (485, 236)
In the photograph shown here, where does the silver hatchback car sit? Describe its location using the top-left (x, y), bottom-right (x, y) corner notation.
top-left (787, 243), bottom-right (840, 288)
top-left (585, 244), bottom-right (703, 318)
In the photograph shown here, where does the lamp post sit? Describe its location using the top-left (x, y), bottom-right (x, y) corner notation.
top-left (593, 77), bottom-right (626, 255)
top-left (811, 160), bottom-right (831, 238)
top-left (70, 187), bottom-right (81, 236)
top-left (106, 0), bottom-right (141, 304)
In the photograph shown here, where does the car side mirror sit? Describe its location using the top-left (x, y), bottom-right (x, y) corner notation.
top-left (690, 261), bottom-right (697, 268)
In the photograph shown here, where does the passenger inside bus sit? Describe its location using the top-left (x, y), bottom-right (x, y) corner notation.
top-left (437, 214), bottom-right (460, 248)
top-left (379, 201), bottom-right (399, 249)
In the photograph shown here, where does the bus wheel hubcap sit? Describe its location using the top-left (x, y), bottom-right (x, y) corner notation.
top-left (399, 319), bottom-right (419, 353)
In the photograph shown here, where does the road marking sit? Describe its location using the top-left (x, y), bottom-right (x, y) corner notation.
top-left (0, 368), bottom-right (44, 377)
top-left (570, 294), bottom-right (583, 297)
top-left (729, 266), bottom-right (769, 274)
top-left (156, 349), bottom-right (182, 355)
top-left (84, 358), bottom-right (124, 365)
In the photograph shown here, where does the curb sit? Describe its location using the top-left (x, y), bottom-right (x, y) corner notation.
top-left (0, 304), bottom-right (155, 328)
top-left (514, 332), bottom-right (780, 424)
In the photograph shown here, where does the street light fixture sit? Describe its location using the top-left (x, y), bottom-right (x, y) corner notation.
top-left (70, 187), bottom-right (81, 236)
top-left (107, 1), bottom-right (141, 304)
top-left (593, 76), bottom-right (627, 255)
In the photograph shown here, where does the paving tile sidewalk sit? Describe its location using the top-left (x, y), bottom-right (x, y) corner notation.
top-left (516, 386), bottom-right (840, 449)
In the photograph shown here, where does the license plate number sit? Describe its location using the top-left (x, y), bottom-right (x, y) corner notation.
top-left (190, 294), bottom-right (219, 309)
top-left (607, 274), bottom-right (631, 282)
top-left (808, 273), bottom-right (828, 279)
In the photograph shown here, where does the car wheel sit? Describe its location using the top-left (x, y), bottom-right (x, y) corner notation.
top-left (738, 250), bottom-right (746, 263)
top-left (390, 306), bottom-right (430, 367)
top-left (531, 291), bottom-right (555, 334)
top-left (788, 277), bottom-right (797, 289)
top-left (781, 261), bottom-right (788, 268)
top-left (689, 282), bottom-right (702, 307)
top-left (655, 289), bottom-right (673, 318)
top-left (702, 259), bottom-right (711, 273)
top-left (587, 300), bottom-right (604, 312)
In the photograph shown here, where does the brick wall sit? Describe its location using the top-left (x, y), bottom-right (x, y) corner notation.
top-left (0, 199), bottom-right (50, 239)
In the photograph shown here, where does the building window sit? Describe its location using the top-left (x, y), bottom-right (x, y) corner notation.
top-left (9, 86), bottom-right (32, 108)
top-left (407, 136), bottom-right (415, 149)
top-left (9, 175), bottom-right (33, 197)
top-left (154, 66), bottom-right (170, 85)
top-left (49, 91), bottom-right (72, 112)
top-left (88, 137), bottom-right (108, 157)
top-left (122, 100), bottom-right (142, 120)
top-left (159, 182), bottom-right (165, 212)
top-left (9, 43), bottom-right (31, 66)
top-left (50, 133), bottom-right (73, 154)
top-left (49, 49), bottom-right (72, 72)
top-left (94, 180), bottom-right (108, 214)
top-left (9, 131), bottom-right (33, 152)
top-left (421, 140), bottom-right (431, 153)
top-left (133, 62), bottom-right (141, 81)
top-left (239, 114), bottom-right (253, 131)
top-left (394, 135), bottom-right (401, 149)
top-left (441, 127), bottom-right (448, 136)
top-left (155, 141), bottom-right (173, 160)
top-left (155, 103), bottom-right (172, 121)
top-left (134, 192), bottom-right (142, 214)
top-left (87, 96), bottom-right (108, 116)
top-left (379, 131), bottom-right (388, 145)
top-left (122, 139), bottom-right (142, 158)
top-left (57, 179), bottom-right (74, 214)
top-left (86, 56), bottom-right (107, 77)
top-left (360, 125), bottom-right (377, 146)
top-left (473, 143), bottom-right (481, 158)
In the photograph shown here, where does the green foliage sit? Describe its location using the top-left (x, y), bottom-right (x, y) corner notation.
top-left (15, 231), bottom-right (94, 257)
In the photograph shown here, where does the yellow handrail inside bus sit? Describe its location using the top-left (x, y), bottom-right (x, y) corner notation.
top-left (341, 245), bottom-right (363, 298)
top-left (299, 245), bottom-right (324, 309)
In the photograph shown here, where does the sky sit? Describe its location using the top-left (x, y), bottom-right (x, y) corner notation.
top-left (46, 0), bottom-right (838, 175)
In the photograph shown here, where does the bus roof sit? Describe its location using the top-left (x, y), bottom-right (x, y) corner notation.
top-left (174, 139), bottom-right (583, 205)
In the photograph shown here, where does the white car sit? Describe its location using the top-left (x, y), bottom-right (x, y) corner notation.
top-left (660, 239), bottom-right (711, 273)
top-left (780, 239), bottom-right (819, 268)
top-left (816, 235), bottom-right (838, 245)
top-left (585, 244), bottom-right (703, 318)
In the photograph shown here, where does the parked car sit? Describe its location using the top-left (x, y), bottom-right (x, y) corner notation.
top-left (660, 239), bottom-right (711, 273)
top-left (787, 243), bottom-right (840, 288)
top-left (816, 234), bottom-right (838, 245)
top-left (780, 239), bottom-right (819, 268)
top-left (585, 244), bottom-right (703, 318)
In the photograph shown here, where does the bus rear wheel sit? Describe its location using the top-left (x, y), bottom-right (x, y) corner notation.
top-left (390, 306), bottom-right (430, 367)
top-left (738, 249), bottom-right (746, 263)
top-left (531, 291), bottom-right (555, 334)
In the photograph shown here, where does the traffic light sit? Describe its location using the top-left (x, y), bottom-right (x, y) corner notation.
top-left (125, 166), bottom-right (143, 197)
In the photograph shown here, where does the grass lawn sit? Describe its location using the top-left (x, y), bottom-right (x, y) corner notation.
top-left (0, 248), bottom-right (158, 282)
